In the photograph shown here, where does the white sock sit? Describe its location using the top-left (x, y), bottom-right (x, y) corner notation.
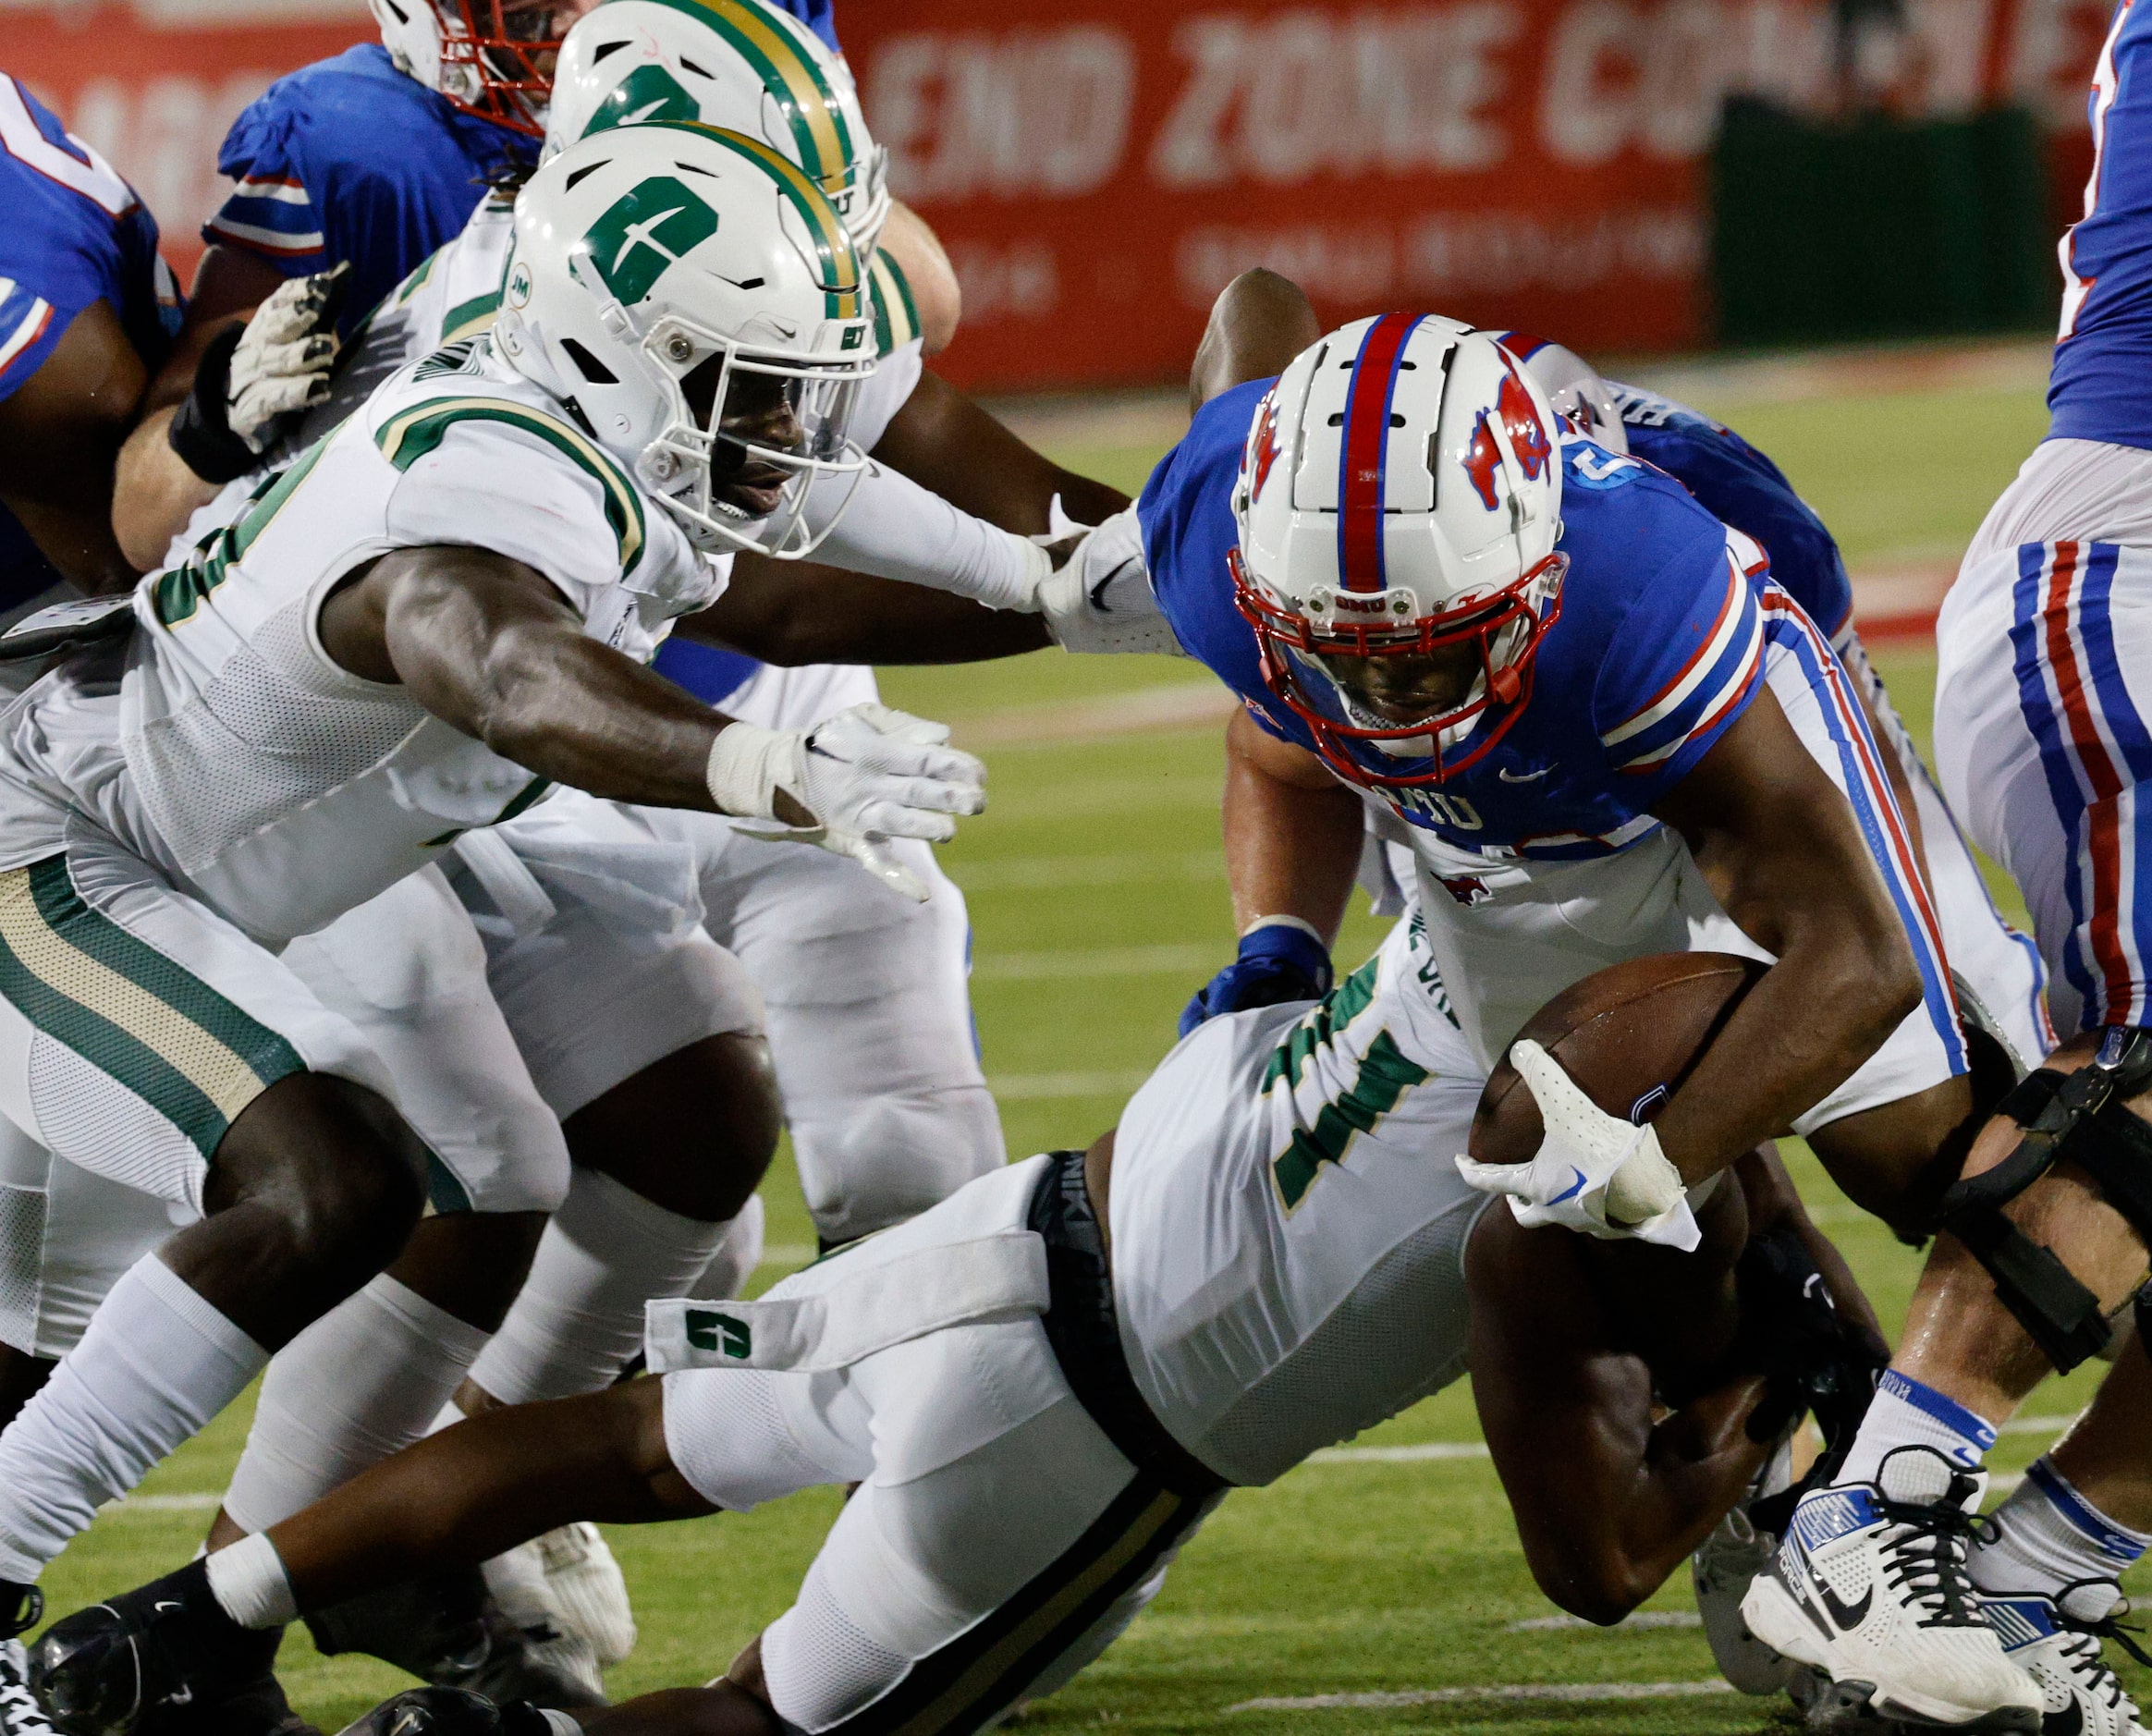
top-left (693, 1193), bottom-right (764, 1301)
top-left (204, 1531), bottom-right (299, 1630)
top-left (221, 1273), bottom-right (490, 1533)
top-left (464, 1168), bottom-right (731, 1406)
top-left (0, 1254), bottom-right (265, 1581)
top-left (1970, 1457), bottom-right (2152, 1597)
top-left (1833, 1370), bottom-right (1999, 1487)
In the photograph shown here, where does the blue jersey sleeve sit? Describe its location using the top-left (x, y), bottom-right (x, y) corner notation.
top-left (0, 77), bottom-right (176, 398)
top-left (207, 98), bottom-right (327, 275)
top-left (1610, 383), bottom-right (1853, 640)
top-left (1586, 497), bottom-right (1765, 799)
top-left (769, 0), bottom-right (840, 51)
top-left (2051, 0), bottom-right (2152, 449)
top-left (206, 46), bottom-right (522, 327)
top-left (1138, 375), bottom-right (1312, 747)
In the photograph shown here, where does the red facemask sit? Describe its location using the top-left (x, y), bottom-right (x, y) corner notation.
top-left (434, 0), bottom-right (569, 138)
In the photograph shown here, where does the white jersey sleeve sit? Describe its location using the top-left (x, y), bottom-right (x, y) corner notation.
top-left (852, 335), bottom-right (923, 454)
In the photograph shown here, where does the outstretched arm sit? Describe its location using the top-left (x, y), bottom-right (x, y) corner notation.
top-left (271, 1381), bottom-right (707, 1613)
top-left (1467, 1204), bottom-right (1773, 1623)
top-left (679, 556), bottom-right (1051, 666)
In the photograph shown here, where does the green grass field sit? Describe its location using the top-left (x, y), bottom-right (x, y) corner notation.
top-left (35, 348), bottom-right (2152, 1734)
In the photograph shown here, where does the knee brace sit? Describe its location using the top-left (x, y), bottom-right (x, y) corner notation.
top-left (1938, 1026), bottom-right (2152, 1373)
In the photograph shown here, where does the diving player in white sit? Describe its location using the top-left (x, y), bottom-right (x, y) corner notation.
top-left (0, 124), bottom-right (984, 1678)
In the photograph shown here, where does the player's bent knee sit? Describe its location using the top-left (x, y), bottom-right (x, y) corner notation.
top-left (210, 1070), bottom-right (430, 1266)
top-left (1936, 1028), bottom-right (2152, 1372)
top-left (565, 1033), bottom-right (781, 1223)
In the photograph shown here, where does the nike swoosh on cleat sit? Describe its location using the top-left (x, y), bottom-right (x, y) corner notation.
top-left (1816, 1580), bottom-right (1873, 1632)
top-left (2044, 1699), bottom-right (2083, 1736)
top-left (1549, 1167), bottom-right (1589, 1204)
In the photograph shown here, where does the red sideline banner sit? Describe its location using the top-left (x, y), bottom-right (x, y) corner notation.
top-left (0, 0), bottom-right (2122, 390)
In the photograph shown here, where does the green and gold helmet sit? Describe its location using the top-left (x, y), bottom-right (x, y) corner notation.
top-left (496, 120), bottom-right (874, 557)
top-left (546, 0), bottom-right (890, 258)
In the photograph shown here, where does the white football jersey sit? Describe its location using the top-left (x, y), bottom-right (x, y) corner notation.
top-left (1109, 912), bottom-right (1486, 1487)
top-left (8, 338), bottom-right (719, 946)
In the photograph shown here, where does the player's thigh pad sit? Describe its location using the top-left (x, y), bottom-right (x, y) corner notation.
top-left (760, 1394), bottom-right (1209, 1734)
top-left (0, 834), bottom-right (394, 1212)
top-left (281, 867), bottom-right (570, 1214)
top-left (0, 1131), bottom-right (179, 1358)
top-left (677, 814), bottom-right (1001, 1242)
top-left (450, 796), bottom-right (764, 1119)
top-left (1843, 636), bottom-right (2053, 1070)
top-left (1938, 538), bottom-right (2152, 1035)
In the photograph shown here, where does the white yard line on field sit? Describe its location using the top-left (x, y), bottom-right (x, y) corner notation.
top-left (973, 944), bottom-right (1217, 982)
top-left (950, 683), bottom-right (1235, 751)
top-left (1305, 1441), bottom-right (1490, 1464)
top-left (113, 1493), bottom-right (222, 1511)
top-left (1509, 1611), bottom-right (1703, 1632)
top-left (1228, 1680), bottom-right (1737, 1712)
top-left (951, 850), bottom-right (1222, 893)
top-left (989, 1069), bottom-right (1154, 1101)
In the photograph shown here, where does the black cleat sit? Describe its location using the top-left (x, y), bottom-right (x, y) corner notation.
top-left (306, 1576), bottom-right (603, 1711)
top-left (330, 1689), bottom-right (554, 1736)
top-left (1, 1591), bottom-right (40, 1645)
top-left (2, 1640), bottom-right (58, 1736)
top-left (29, 1562), bottom-right (281, 1736)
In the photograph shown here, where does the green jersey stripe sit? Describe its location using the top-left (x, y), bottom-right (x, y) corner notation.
top-left (375, 398), bottom-right (647, 575)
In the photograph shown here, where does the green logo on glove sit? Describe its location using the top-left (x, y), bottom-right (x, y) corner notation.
top-left (685, 1309), bottom-right (752, 1360)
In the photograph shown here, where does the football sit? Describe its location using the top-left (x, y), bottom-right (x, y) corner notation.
top-left (1468, 951), bottom-right (1769, 1166)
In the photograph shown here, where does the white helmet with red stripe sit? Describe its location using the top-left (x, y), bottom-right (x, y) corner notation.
top-left (1495, 330), bottom-right (1628, 455)
top-left (1230, 313), bottom-right (1567, 785)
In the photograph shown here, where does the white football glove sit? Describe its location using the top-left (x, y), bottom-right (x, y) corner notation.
top-left (1034, 501), bottom-right (1183, 656)
top-left (227, 263), bottom-right (349, 451)
top-left (1453, 1039), bottom-right (1702, 1249)
top-left (705, 702), bottom-right (985, 901)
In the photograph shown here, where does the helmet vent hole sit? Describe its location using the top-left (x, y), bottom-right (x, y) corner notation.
top-left (736, 277), bottom-right (764, 290)
top-left (680, 56), bottom-right (713, 76)
top-left (1389, 414), bottom-right (1404, 427)
top-left (560, 338), bottom-right (618, 385)
top-left (1327, 413), bottom-right (1344, 426)
top-left (591, 39), bottom-right (628, 61)
top-left (564, 162), bottom-right (606, 191)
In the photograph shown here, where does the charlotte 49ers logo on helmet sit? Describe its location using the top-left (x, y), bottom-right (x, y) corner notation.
top-left (1461, 368), bottom-right (1553, 511)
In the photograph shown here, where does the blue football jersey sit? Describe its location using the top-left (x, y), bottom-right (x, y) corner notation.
top-left (774, 0), bottom-right (839, 51)
top-left (205, 43), bottom-right (534, 336)
top-left (1140, 378), bottom-right (1765, 862)
top-left (1603, 381), bottom-right (1852, 640)
top-left (2050, 0), bottom-right (2152, 449)
top-left (0, 74), bottom-right (182, 608)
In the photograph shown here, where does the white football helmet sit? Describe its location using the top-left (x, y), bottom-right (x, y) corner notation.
top-left (1232, 314), bottom-right (1566, 784)
top-left (546, 0), bottom-right (890, 256)
top-left (1495, 330), bottom-right (1629, 455)
top-left (370, 0), bottom-right (571, 138)
top-left (495, 119), bottom-right (874, 556)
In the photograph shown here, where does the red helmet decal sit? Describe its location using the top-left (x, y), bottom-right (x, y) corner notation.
top-left (1249, 394), bottom-right (1281, 502)
top-left (1461, 367), bottom-right (1553, 511)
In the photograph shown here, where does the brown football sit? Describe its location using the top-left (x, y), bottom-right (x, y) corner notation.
top-left (1468, 952), bottom-right (1768, 1165)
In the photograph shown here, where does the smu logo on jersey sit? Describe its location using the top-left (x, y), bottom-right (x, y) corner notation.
top-left (1437, 874), bottom-right (1492, 906)
top-left (1462, 367), bottom-right (1552, 510)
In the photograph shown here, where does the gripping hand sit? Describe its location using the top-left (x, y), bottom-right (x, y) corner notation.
top-left (1179, 919), bottom-right (1333, 1038)
top-left (168, 263), bottom-right (350, 483)
top-left (1036, 503), bottom-right (1182, 656)
top-left (705, 702), bottom-right (985, 901)
top-left (1453, 1039), bottom-right (1701, 1249)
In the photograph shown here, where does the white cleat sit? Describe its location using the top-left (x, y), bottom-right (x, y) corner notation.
top-left (0, 1640), bottom-right (56, 1736)
top-left (1740, 1447), bottom-right (2043, 1731)
top-left (1693, 1436), bottom-right (1799, 1694)
top-left (1979, 1582), bottom-right (2148, 1736)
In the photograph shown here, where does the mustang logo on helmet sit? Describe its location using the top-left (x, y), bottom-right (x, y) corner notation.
top-left (1248, 393), bottom-right (1282, 503)
top-left (1461, 366), bottom-right (1554, 512)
